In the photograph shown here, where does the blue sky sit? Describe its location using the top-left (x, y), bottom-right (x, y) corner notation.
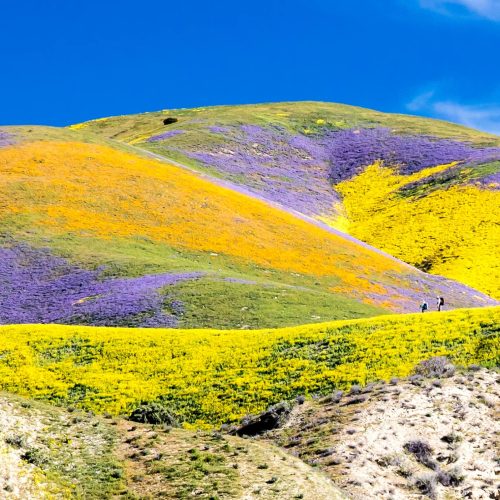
top-left (1, 0), bottom-right (499, 132)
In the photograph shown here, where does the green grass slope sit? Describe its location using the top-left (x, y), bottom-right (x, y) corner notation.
top-left (71, 101), bottom-right (500, 145)
top-left (0, 392), bottom-right (345, 499)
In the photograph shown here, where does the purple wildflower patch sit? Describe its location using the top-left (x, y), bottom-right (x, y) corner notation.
top-left (478, 171), bottom-right (500, 189)
top-left (156, 124), bottom-right (500, 218)
top-left (364, 272), bottom-right (497, 313)
top-left (0, 244), bottom-right (199, 327)
top-left (208, 125), bottom-right (230, 134)
top-left (147, 130), bottom-right (184, 142)
top-left (185, 125), bottom-right (338, 217)
top-left (321, 128), bottom-right (500, 182)
top-left (0, 130), bottom-right (14, 147)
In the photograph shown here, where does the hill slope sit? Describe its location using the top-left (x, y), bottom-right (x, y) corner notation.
top-left (267, 366), bottom-right (499, 500)
top-left (73, 101), bottom-right (500, 298)
top-left (0, 393), bottom-right (346, 499)
top-left (1, 365), bottom-right (497, 499)
top-left (0, 126), bottom-right (493, 329)
top-left (0, 307), bottom-right (497, 426)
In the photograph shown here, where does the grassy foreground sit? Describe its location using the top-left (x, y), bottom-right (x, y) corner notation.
top-left (0, 307), bottom-right (498, 428)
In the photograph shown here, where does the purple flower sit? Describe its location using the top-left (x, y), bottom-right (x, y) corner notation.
top-left (363, 272), bottom-right (496, 313)
top-left (184, 125), bottom-right (338, 217)
top-left (0, 131), bottom-right (14, 147)
top-left (477, 171), bottom-right (500, 189)
top-left (147, 130), bottom-right (184, 142)
top-left (171, 125), bottom-right (500, 219)
top-left (208, 126), bottom-right (230, 134)
top-left (0, 244), bottom-right (200, 327)
top-left (321, 128), bottom-right (500, 182)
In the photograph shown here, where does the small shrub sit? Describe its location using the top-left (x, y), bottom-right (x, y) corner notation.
top-left (21, 447), bottom-right (48, 466)
top-left (409, 374), bottom-right (424, 386)
top-left (315, 447), bottom-right (334, 457)
top-left (331, 390), bottom-right (343, 403)
top-left (375, 455), bottom-right (393, 467)
top-left (436, 467), bottom-right (464, 487)
top-left (5, 435), bottom-right (25, 448)
top-left (446, 466), bottom-right (465, 486)
top-left (441, 432), bottom-right (461, 444)
top-left (396, 464), bottom-right (413, 478)
top-left (361, 383), bottom-right (376, 393)
top-left (404, 440), bottom-right (437, 470)
top-left (326, 456), bottom-right (342, 466)
top-left (163, 117), bottom-right (178, 125)
top-left (129, 403), bottom-right (178, 426)
top-left (349, 384), bottom-right (361, 395)
top-left (344, 395), bottom-right (367, 405)
top-left (413, 473), bottom-right (437, 498)
top-left (414, 357), bottom-right (455, 378)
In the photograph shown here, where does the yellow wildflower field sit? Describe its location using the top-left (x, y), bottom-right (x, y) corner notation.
top-left (337, 162), bottom-right (500, 298)
top-left (0, 307), bottom-right (497, 427)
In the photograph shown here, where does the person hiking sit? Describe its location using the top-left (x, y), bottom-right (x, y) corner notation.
top-left (420, 300), bottom-right (428, 313)
top-left (436, 296), bottom-right (444, 312)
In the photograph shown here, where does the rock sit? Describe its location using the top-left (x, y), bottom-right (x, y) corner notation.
top-left (233, 402), bottom-right (291, 436)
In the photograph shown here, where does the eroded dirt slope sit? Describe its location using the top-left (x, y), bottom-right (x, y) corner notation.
top-left (267, 366), bottom-right (499, 499)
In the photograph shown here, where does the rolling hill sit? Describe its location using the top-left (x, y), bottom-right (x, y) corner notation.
top-left (1, 101), bottom-right (499, 499)
top-left (0, 307), bottom-right (497, 425)
top-left (2, 307), bottom-right (496, 499)
top-left (73, 101), bottom-right (500, 299)
top-left (1, 118), bottom-right (495, 329)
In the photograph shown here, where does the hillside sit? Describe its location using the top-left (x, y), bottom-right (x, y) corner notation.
top-left (0, 307), bottom-right (497, 426)
top-left (0, 308), bottom-right (497, 498)
top-left (267, 365), bottom-right (499, 500)
top-left (2, 364), bottom-right (496, 500)
top-left (0, 393), bottom-right (122, 497)
top-left (0, 124), bottom-right (494, 329)
top-left (0, 393), bottom-right (345, 499)
top-left (73, 101), bottom-right (500, 298)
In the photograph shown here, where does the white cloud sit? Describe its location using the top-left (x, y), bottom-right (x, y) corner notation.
top-left (433, 101), bottom-right (500, 134)
top-left (407, 90), bottom-right (437, 112)
top-left (420, 0), bottom-right (500, 20)
top-left (407, 90), bottom-right (500, 135)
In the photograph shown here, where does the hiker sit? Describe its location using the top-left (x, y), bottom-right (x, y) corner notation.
top-left (437, 296), bottom-right (444, 312)
top-left (420, 300), bottom-right (428, 313)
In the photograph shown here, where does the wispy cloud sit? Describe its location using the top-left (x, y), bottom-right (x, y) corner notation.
top-left (408, 90), bottom-right (500, 135)
top-left (420, 0), bottom-right (500, 20)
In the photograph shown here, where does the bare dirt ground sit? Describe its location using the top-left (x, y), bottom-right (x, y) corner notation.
top-left (1, 366), bottom-right (497, 499)
top-left (268, 367), bottom-right (499, 499)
